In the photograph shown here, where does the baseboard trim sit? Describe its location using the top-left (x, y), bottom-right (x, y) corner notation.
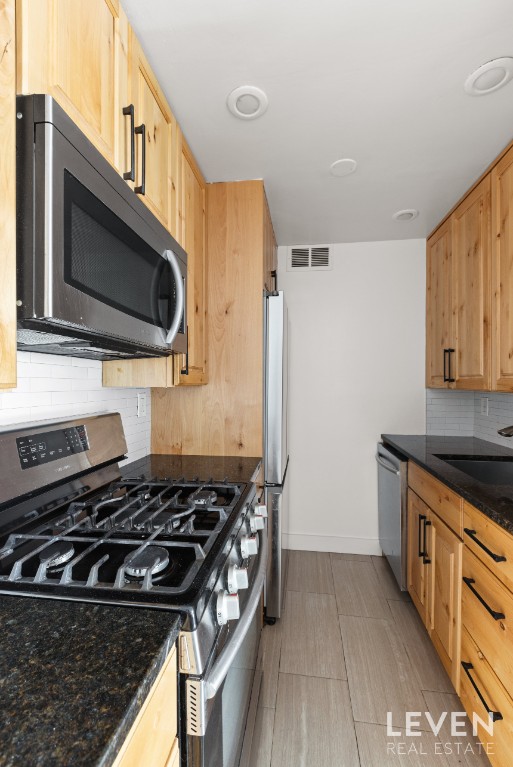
top-left (283, 533), bottom-right (382, 555)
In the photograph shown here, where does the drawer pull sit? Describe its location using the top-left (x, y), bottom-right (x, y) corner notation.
top-left (461, 661), bottom-right (503, 722)
top-left (463, 577), bottom-right (506, 621)
top-left (422, 517), bottom-right (431, 565)
top-left (418, 514), bottom-right (425, 558)
top-left (464, 528), bottom-right (507, 563)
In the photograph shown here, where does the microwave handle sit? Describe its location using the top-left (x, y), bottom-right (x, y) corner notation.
top-left (163, 249), bottom-right (185, 346)
top-left (205, 526), bottom-right (267, 700)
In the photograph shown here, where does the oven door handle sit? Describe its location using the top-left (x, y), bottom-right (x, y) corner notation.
top-left (205, 528), bottom-right (267, 700)
top-left (163, 249), bottom-right (185, 346)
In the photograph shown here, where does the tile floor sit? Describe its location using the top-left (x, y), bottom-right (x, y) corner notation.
top-left (249, 551), bottom-right (492, 767)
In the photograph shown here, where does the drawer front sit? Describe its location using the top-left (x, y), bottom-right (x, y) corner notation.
top-left (460, 626), bottom-right (513, 767)
top-left (463, 502), bottom-right (513, 593)
top-left (408, 462), bottom-right (462, 536)
top-left (462, 547), bottom-right (513, 690)
top-left (113, 648), bottom-right (177, 767)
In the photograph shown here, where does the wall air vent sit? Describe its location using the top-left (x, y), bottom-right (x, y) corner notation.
top-left (287, 245), bottom-right (332, 272)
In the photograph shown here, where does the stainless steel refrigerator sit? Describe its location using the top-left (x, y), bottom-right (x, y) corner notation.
top-left (264, 291), bottom-right (289, 623)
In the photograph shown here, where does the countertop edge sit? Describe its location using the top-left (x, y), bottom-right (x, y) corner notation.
top-left (97, 619), bottom-right (181, 767)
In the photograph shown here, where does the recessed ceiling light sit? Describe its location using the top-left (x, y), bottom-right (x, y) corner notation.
top-left (393, 209), bottom-right (419, 222)
top-left (464, 57), bottom-right (513, 96)
top-left (330, 158), bottom-right (357, 177)
top-left (227, 86), bottom-right (268, 120)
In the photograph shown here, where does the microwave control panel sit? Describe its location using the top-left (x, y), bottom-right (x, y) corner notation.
top-left (16, 425), bottom-right (89, 470)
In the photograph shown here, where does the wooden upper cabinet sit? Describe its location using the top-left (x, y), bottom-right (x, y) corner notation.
top-left (426, 218), bottom-right (452, 387)
top-left (426, 176), bottom-right (491, 390)
top-left (492, 144), bottom-right (513, 391)
top-left (451, 176), bottom-right (491, 390)
top-left (17, 0), bottom-right (122, 166)
top-left (129, 31), bottom-right (174, 231)
top-left (173, 137), bottom-right (208, 386)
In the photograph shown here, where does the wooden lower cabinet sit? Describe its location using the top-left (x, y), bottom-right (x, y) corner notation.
top-left (407, 485), bottom-right (462, 690)
top-left (113, 648), bottom-right (178, 767)
top-left (460, 626), bottom-right (513, 767)
top-left (407, 490), bottom-right (429, 624)
top-left (427, 511), bottom-right (462, 690)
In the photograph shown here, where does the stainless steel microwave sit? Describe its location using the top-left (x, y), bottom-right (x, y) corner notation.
top-left (16, 95), bottom-right (187, 360)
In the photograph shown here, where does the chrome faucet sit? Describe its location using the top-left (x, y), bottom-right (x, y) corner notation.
top-left (498, 425), bottom-right (513, 437)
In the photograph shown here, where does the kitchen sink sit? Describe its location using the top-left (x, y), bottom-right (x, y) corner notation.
top-left (435, 455), bottom-right (513, 485)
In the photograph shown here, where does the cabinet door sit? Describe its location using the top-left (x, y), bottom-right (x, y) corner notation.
top-left (130, 33), bottom-right (174, 231)
top-left (426, 218), bottom-right (452, 388)
top-left (407, 490), bottom-right (429, 625)
top-left (17, 0), bottom-right (121, 166)
top-left (451, 176), bottom-right (491, 390)
top-left (492, 145), bottom-right (513, 391)
top-left (0, 0), bottom-right (16, 388)
top-left (173, 138), bottom-right (208, 386)
top-left (427, 513), bottom-right (462, 690)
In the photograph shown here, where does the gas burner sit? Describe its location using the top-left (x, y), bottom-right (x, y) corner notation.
top-left (124, 546), bottom-right (170, 578)
top-left (40, 541), bottom-right (75, 569)
top-left (192, 490), bottom-right (217, 508)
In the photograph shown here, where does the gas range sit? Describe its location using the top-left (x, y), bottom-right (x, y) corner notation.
top-left (0, 413), bottom-right (268, 764)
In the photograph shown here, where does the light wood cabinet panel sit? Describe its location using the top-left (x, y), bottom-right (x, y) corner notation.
top-left (460, 625), bottom-right (513, 767)
top-left (463, 501), bottom-right (513, 595)
top-left (407, 490), bottom-right (429, 625)
top-left (113, 648), bottom-right (177, 767)
top-left (103, 357), bottom-right (173, 388)
top-left (263, 191), bottom-right (277, 291)
top-left (426, 218), bottom-right (452, 388)
top-left (173, 137), bottom-right (208, 386)
top-left (0, 0), bottom-right (17, 389)
top-left (451, 176), bottom-right (491, 390)
top-left (129, 31), bottom-right (174, 230)
top-left (462, 547), bottom-right (513, 691)
top-left (492, 144), bottom-right (513, 391)
top-left (152, 180), bottom-right (274, 456)
top-left (427, 512), bottom-right (462, 691)
top-left (408, 462), bottom-right (462, 537)
top-left (17, 0), bottom-right (121, 166)
top-left (165, 739), bottom-right (179, 767)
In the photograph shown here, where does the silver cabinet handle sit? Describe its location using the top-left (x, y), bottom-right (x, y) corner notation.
top-left (205, 527), bottom-right (267, 699)
top-left (163, 248), bottom-right (185, 346)
top-left (375, 454), bottom-right (400, 476)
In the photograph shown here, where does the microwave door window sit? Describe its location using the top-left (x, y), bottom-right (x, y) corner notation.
top-left (63, 170), bottom-right (173, 333)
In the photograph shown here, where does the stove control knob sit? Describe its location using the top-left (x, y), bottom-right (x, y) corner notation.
top-left (255, 504), bottom-right (268, 518)
top-left (241, 534), bottom-right (259, 558)
top-left (217, 591), bottom-right (240, 626)
top-left (227, 564), bottom-right (249, 593)
top-left (249, 513), bottom-right (265, 533)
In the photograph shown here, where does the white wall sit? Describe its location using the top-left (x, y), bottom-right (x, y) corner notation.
top-left (278, 239), bottom-right (426, 554)
top-left (0, 352), bottom-right (151, 465)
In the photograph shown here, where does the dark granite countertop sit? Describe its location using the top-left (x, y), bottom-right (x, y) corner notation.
top-left (121, 453), bottom-right (262, 484)
top-left (382, 434), bottom-right (513, 534)
top-left (0, 597), bottom-right (181, 767)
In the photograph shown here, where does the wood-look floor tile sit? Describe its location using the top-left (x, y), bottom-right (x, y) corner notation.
top-left (330, 552), bottom-right (370, 562)
top-left (422, 691), bottom-right (492, 767)
top-left (271, 674), bottom-right (360, 767)
top-left (371, 555), bottom-right (411, 602)
top-left (355, 721), bottom-right (453, 766)
top-left (259, 624), bottom-right (282, 709)
top-left (280, 591), bottom-right (346, 679)
top-left (388, 600), bottom-right (454, 694)
top-left (286, 550), bottom-right (334, 594)
top-left (249, 707), bottom-right (276, 767)
top-left (339, 614), bottom-right (429, 729)
top-left (332, 558), bottom-right (392, 619)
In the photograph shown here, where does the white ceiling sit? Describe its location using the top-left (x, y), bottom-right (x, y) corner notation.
top-left (123, 0), bottom-right (513, 245)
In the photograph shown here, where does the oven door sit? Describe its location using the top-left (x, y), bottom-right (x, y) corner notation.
top-left (18, 97), bottom-right (187, 354)
top-left (184, 529), bottom-right (266, 767)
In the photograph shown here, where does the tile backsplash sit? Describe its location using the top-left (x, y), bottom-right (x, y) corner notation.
top-left (0, 352), bottom-right (151, 464)
top-left (427, 388), bottom-right (513, 448)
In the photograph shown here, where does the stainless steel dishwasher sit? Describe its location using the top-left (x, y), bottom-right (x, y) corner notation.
top-left (376, 443), bottom-right (408, 591)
